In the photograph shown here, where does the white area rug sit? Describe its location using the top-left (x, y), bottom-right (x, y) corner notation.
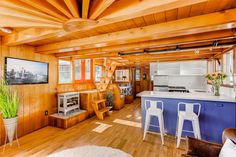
top-left (113, 119), bottom-right (141, 128)
top-left (47, 145), bottom-right (132, 157)
top-left (92, 122), bottom-right (112, 133)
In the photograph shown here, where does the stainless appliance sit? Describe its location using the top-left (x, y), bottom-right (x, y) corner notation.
top-left (168, 86), bottom-right (190, 93)
top-left (153, 75), bottom-right (168, 91)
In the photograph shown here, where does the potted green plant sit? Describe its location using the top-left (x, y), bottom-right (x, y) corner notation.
top-left (0, 79), bottom-right (19, 146)
top-left (106, 91), bottom-right (114, 109)
top-left (206, 72), bottom-right (227, 96)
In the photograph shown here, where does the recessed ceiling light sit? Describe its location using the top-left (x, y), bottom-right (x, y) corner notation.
top-left (194, 49), bottom-right (200, 54)
top-left (0, 27), bottom-right (13, 34)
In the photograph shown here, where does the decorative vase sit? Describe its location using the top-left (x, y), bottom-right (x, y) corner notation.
top-left (212, 83), bottom-right (220, 96)
top-left (3, 117), bottom-right (18, 146)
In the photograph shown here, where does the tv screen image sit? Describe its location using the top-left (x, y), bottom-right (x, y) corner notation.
top-left (5, 57), bottom-right (49, 85)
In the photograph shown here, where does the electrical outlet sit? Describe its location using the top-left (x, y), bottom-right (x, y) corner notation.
top-left (45, 110), bottom-right (48, 116)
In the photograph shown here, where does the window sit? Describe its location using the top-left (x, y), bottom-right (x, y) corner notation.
top-left (95, 65), bottom-right (102, 82)
top-left (74, 59), bottom-right (93, 83)
top-left (58, 60), bottom-right (72, 84)
top-left (215, 59), bottom-right (222, 72)
top-left (74, 60), bottom-right (81, 80)
top-left (223, 50), bottom-right (234, 84)
top-left (207, 60), bottom-right (214, 74)
top-left (85, 59), bottom-right (91, 80)
top-left (136, 69), bottom-right (140, 81)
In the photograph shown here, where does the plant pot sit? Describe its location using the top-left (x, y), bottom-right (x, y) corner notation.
top-left (3, 117), bottom-right (18, 146)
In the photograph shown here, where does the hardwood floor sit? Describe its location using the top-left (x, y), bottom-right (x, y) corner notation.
top-left (0, 99), bottom-right (186, 157)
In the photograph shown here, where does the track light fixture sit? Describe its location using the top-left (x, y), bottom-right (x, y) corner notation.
top-left (143, 49), bottom-right (149, 53)
top-left (212, 40), bottom-right (219, 47)
top-left (176, 45), bottom-right (181, 50)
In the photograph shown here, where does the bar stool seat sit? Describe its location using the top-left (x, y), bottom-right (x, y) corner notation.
top-left (176, 102), bottom-right (201, 148)
top-left (143, 100), bottom-right (165, 145)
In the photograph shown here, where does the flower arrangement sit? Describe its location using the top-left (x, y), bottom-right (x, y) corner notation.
top-left (205, 72), bottom-right (227, 96)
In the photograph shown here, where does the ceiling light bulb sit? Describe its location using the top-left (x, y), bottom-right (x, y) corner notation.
top-left (0, 27), bottom-right (13, 34)
top-left (195, 49), bottom-right (200, 54)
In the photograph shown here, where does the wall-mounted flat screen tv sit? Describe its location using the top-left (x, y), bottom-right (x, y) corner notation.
top-left (5, 57), bottom-right (49, 85)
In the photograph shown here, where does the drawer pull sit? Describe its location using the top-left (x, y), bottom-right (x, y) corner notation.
top-left (216, 104), bottom-right (224, 107)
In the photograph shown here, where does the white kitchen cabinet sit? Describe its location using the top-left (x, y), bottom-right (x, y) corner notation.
top-left (180, 60), bottom-right (207, 75)
top-left (150, 60), bottom-right (207, 76)
top-left (150, 62), bottom-right (158, 76)
top-left (157, 62), bottom-right (180, 75)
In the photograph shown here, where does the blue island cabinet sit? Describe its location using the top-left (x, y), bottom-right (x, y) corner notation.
top-left (203, 101), bottom-right (236, 143)
top-left (141, 97), bottom-right (236, 144)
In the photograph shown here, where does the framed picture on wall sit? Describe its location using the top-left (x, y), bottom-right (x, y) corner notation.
top-left (5, 57), bottom-right (49, 85)
top-left (115, 69), bottom-right (129, 82)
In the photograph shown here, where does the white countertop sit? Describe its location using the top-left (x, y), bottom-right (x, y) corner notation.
top-left (137, 91), bottom-right (236, 103)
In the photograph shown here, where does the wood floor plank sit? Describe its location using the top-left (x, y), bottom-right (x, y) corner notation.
top-left (0, 99), bottom-right (186, 157)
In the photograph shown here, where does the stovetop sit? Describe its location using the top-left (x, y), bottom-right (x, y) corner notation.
top-left (168, 86), bottom-right (189, 93)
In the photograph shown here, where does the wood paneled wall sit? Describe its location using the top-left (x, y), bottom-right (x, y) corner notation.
top-left (57, 83), bottom-right (96, 93)
top-left (0, 37), bottom-right (58, 145)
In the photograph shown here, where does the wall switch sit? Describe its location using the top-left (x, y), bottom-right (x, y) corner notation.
top-left (45, 110), bottom-right (48, 116)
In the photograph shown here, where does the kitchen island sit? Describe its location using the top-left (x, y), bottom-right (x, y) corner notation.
top-left (137, 91), bottom-right (236, 144)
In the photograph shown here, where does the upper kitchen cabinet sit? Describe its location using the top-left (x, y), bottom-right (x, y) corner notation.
top-left (157, 62), bottom-right (180, 75)
top-left (180, 61), bottom-right (207, 75)
top-left (150, 61), bottom-right (207, 76)
top-left (150, 63), bottom-right (158, 76)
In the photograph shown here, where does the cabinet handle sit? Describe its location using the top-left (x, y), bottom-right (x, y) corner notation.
top-left (216, 104), bottom-right (224, 107)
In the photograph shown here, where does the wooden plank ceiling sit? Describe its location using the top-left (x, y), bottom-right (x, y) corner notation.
top-left (0, 0), bottom-right (236, 65)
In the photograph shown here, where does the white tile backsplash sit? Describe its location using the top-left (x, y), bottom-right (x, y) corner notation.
top-left (168, 75), bottom-right (207, 89)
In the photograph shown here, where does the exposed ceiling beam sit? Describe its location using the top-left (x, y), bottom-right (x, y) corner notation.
top-left (69, 50), bottom-right (218, 60)
top-left (89, 0), bottom-right (115, 19)
top-left (125, 54), bottom-right (214, 61)
top-left (0, 15), bottom-right (62, 28)
top-left (98, 0), bottom-right (208, 23)
top-left (0, 6), bottom-right (62, 25)
top-left (114, 52), bottom-right (215, 66)
top-left (64, 0), bottom-right (80, 18)
top-left (0, 0), bottom-right (63, 22)
top-left (19, 0), bottom-right (68, 21)
top-left (4, 0), bottom-right (209, 46)
top-left (36, 8), bottom-right (236, 54)
top-left (55, 30), bottom-right (236, 57)
top-left (3, 28), bottom-right (62, 46)
top-left (82, 0), bottom-right (90, 19)
top-left (46, 0), bottom-right (73, 18)
top-left (125, 55), bottom-right (213, 64)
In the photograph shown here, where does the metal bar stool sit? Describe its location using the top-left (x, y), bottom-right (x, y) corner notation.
top-left (143, 100), bottom-right (165, 145)
top-left (176, 102), bottom-right (201, 148)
